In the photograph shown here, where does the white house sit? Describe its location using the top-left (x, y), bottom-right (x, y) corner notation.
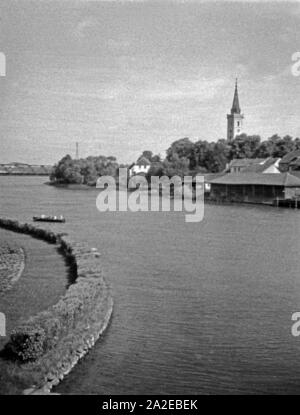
top-left (129, 156), bottom-right (151, 177)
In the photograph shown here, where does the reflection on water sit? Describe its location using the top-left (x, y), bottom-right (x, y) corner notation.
top-left (1, 176), bottom-right (300, 394)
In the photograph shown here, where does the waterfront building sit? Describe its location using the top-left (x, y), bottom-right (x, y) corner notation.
top-left (227, 79), bottom-right (244, 141)
top-left (203, 172), bottom-right (227, 193)
top-left (210, 172), bottom-right (300, 204)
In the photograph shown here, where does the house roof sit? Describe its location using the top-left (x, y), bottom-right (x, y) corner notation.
top-left (290, 171), bottom-right (300, 179)
top-left (290, 157), bottom-right (300, 168)
top-left (210, 173), bottom-right (300, 187)
top-left (241, 158), bottom-right (280, 173)
top-left (203, 172), bottom-right (227, 182)
top-left (228, 158), bottom-right (266, 168)
top-left (279, 150), bottom-right (300, 164)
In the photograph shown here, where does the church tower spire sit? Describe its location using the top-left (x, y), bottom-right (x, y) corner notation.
top-left (227, 78), bottom-right (244, 141)
top-left (231, 78), bottom-right (241, 114)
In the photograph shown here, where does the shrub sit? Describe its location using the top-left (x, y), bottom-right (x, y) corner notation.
top-left (7, 324), bottom-right (47, 362)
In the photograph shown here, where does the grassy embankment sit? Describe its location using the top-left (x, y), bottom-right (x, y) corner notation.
top-left (0, 218), bottom-right (113, 394)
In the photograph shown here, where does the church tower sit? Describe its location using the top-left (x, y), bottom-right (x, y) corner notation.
top-left (227, 79), bottom-right (244, 141)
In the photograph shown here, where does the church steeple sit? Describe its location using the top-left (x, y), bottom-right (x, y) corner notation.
top-left (231, 78), bottom-right (241, 114)
top-left (227, 79), bottom-right (244, 141)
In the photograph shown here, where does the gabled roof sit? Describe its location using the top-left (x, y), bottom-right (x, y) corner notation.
top-left (280, 150), bottom-right (300, 164)
top-left (203, 172), bottom-right (227, 183)
top-left (210, 173), bottom-right (300, 187)
top-left (242, 158), bottom-right (280, 173)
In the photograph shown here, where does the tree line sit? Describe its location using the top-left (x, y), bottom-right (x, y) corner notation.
top-left (50, 134), bottom-right (300, 184)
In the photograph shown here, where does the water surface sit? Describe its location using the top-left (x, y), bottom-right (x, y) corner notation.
top-left (1, 176), bottom-right (300, 394)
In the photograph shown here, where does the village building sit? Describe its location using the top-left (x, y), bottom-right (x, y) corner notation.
top-left (209, 172), bottom-right (300, 205)
top-left (227, 157), bottom-right (281, 174)
top-left (279, 149), bottom-right (300, 173)
top-left (128, 156), bottom-right (151, 177)
top-left (203, 172), bottom-right (226, 194)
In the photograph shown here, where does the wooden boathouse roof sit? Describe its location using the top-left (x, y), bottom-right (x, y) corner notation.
top-left (210, 173), bottom-right (300, 187)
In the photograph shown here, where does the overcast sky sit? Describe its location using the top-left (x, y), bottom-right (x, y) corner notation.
top-left (1, 0), bottom-right (300, 164)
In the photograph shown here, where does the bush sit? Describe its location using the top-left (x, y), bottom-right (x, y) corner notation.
top-left (7, 324), bottom-right (46, 362)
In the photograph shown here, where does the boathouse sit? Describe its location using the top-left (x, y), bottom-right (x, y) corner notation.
top-left (209, 172), bottom-right (300, 204)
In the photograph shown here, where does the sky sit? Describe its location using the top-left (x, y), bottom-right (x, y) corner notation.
top-left (1, 0), bottom-right (300, 164)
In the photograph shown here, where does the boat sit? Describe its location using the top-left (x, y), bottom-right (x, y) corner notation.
top-left (33, 215), bottom-right (66, 223)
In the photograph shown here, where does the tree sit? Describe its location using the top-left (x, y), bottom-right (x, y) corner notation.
top-left (137, 151), bottom-right (161, 163)
top-left (162, 155), bottom-right (190, 178)
top-left (228, 134), bottom-right (261, 159)
top-left (267, 134), bottom-right (296, 158)
top-left (50, 155), bottom-right (83, 184)
top-left (166, 138), bottom-right (195, 164)
top-left (50, 154), bottom-right (119, 185)
top-left (139, 150), bottom-right (153, 161)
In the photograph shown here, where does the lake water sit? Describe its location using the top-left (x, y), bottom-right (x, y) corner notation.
top-left (1, 176), bottom-right (300, 394)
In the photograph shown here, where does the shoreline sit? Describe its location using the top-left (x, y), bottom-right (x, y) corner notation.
top-left (0, 218), bottom-right (113, 395)
top-left (45, 182), bottom-right (96, 190)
